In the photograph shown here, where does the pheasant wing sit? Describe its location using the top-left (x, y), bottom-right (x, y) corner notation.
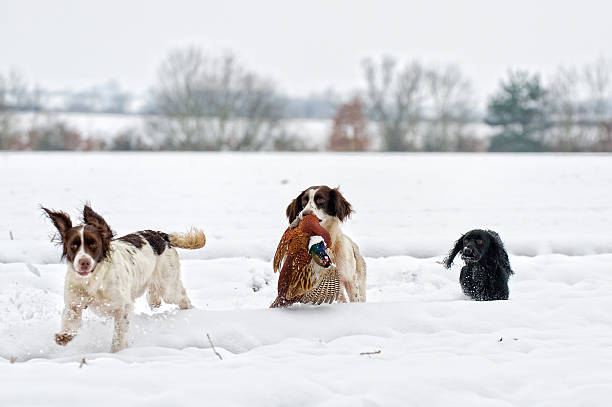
top-left (286, 261), bottom-right (316, 300)
top-left (299, 267), bottom-right (341, 305)
top-left (273, 229), bottom-right (292, 273)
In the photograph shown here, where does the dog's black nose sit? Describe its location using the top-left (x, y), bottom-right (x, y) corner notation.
top-left (463, 247), bottom-right (473, 256)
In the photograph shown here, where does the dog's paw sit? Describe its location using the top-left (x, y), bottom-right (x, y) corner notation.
top-left (178, 298), bottom-right (192, 310)
top-left (110, 342), bottom-right (127, 353)
top-left (55, 333), bottom-right (74, 346)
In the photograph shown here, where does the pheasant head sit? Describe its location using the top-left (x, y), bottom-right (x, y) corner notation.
top-left (308, 236), bottom-right (332, 268)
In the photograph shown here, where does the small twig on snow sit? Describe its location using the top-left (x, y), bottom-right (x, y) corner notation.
top-left (9, 231), bottom-right (14, 240)
top-left (498, 337), bottom-right (503, 342)
top-left (360, 350), bottom-right (382, 356)
top-left (79, 358), bottom-right (87, 368)
top-left (207, 333), bottom-right (223, 360)
top-left (10, 356), bottom-right (17, 364)
top-left (26, 263), bottom-right (41, 277)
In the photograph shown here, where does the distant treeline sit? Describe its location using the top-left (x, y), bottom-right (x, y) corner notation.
top-left (1, 48), bottom-right (611, 152)
top-left (0, 74), bottom-right (340, 119)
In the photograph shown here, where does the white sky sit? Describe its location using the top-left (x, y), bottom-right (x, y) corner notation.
top-left (1, 0), bottom-right (611, 107)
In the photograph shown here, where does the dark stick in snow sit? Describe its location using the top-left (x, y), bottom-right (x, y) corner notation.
top-left (207, 333), bottom-right (223, 360)
top-left (360, 350), bottom-right (382, 356)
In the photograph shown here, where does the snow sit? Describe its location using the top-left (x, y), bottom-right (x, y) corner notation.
top-left (2, 152), bottom-right (612, 262)
top-left (1, 152), bottom-right (612, 406)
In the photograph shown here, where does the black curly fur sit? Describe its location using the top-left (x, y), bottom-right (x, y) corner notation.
top-left (444, 229), bottom-right (514, 301)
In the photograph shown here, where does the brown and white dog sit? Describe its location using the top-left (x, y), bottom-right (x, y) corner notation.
top-left (285, 186), bottom-right (366, 302)
top-left (43, 205), bottom-right (206, 352)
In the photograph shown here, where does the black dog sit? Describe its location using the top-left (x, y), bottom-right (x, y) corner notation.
top-left (444, 229), bottom-right (514, 301)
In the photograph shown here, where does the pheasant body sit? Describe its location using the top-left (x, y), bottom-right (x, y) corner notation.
top-left (271, 214), bottom-right (341, 308)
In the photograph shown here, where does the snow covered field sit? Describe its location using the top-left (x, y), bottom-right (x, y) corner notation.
top-left (1, 152), bottom-right (612, 406)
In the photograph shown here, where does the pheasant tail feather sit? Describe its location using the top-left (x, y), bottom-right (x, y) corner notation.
top-left (299, 268), bottom-right (341, 305)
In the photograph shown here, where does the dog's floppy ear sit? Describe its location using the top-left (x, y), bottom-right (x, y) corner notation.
top-left (486, 230), bottom-right (513, 275)
top-left (83, 205), bottom-right (114, 241)
top-left (42, 207), bottom-right (72, 241)
top-left (443, 233), bottom-right (464, 268)
top-left (286, 190), bottom-right (306, 223)
top-left (328, 187), bottom-right (352, 222)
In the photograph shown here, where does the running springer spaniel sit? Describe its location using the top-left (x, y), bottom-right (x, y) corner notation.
top-left (285, 186), bottom-right (366, 302)
top-left (43, 205), bottom-right (206, 352)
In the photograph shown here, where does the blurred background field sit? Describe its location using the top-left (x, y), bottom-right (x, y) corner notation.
top-left (2, 1), bottom-right (612, 153)
top-left (2, 152), bottom-right (611, 263)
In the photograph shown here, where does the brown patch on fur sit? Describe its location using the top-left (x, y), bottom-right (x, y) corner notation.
top-left (286, 188), bottom-right (310, 222)
top-left (169, 228), bottom-right (206, 249)
top-left (42, 207), bottom-right (73, 259)
top-left (118, 233), bottom-right (145, 248)
top-left (325, 187), bottom-right (352, 221)
top-left (81, 225), bottom-right (108, 264)
top-left (139, 230), bottom-right (171, 255)
top-left (82, 205), bottom-right (115, 261)
top-left (62, 227), bottom-right (83, 262)
top-left (285, 185), bottom-right (353, 222)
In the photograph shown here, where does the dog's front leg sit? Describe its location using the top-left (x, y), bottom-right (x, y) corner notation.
top-left (110, 304), bottom-right (132, 353)
top-left (56, 303), bottom-right (85, 346)
top-left (337, 254), bottom-right (363, 303)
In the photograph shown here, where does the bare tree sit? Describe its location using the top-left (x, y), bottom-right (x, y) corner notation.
top-left (230, 72), bottom-right (283, 150)
top-left (0, 70), bottom-right (29, 149)
top-left (546, 67), bottom-right (585, 151)
top-left (5, 70), bottom-right (29, 108)
top-left (583, 57), bottom-right (612, 150)
top-left (147, 47), bottom-right (283, 151)
top-left (363, 57), bottom-right (424, 151)
top-left (0, 73), bottom-right (9, 149)
top-left (423, 65), bottom-right (475, 151)
top-left (146, 47), bottom-right (213, 149)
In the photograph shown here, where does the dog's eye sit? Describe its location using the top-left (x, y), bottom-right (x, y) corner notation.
top-left (71, 243), bottom-right (79, 250)
top-left (315, 198), bottom-right (324, 205)
top-left (89, 241), bottom-right (97, 249)
top-left (477, 239), bottom-right (483, 245)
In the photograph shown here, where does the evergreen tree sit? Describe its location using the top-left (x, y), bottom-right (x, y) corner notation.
top-left (485, 71), bottom-right (550, 151)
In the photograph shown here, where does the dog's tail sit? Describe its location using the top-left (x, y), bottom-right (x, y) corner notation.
top-left (168, 227), bottom-right (206, 250)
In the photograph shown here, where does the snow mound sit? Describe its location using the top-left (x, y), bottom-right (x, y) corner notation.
top-left (1, 254), bottom-right (612, 406)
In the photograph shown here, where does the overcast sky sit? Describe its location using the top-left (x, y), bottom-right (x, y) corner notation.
top-left (1, 0), bottom-right (611, 107)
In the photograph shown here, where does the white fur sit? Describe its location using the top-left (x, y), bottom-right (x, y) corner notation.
top-left (72, 227), bottom-right (95, 274)
top-left (57, 240), bottom-right (191, 352)
top-left (300, 188), bottom-right (367, 302)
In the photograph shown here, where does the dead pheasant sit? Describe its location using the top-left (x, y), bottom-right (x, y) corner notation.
top-left (270, 213), bottom-right (341, 308)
